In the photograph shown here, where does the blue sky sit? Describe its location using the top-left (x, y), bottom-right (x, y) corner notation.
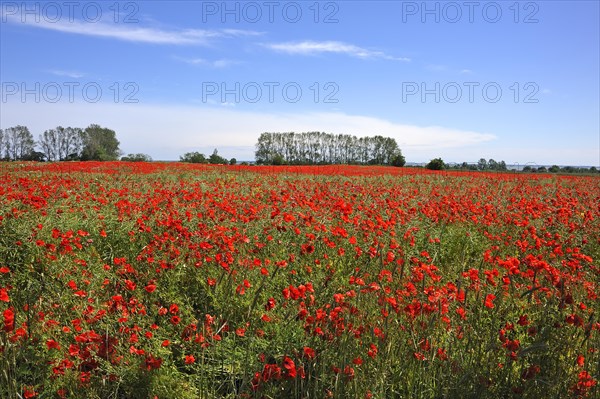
top-left (1, 0), bottom-right (599, 165)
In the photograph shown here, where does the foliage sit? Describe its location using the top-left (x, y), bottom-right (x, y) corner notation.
top-left (80, 124), bottom-right (121, 161)
top-left (21, 151), bottom-right (46, 162)
top-left (208, 149), bottom-right (228, 165)
top-left (452, 159), bottom-right (507, 171)
top-left (1, 125), bottom-right (35, 160)
top-left (180, 151), bottom-right (208, 163)
top-left (1, 125), bottom-right (122, 162)
top-left (426, 157), bottom-right (446, 170)
top-left (391, 153), bottom-right (406, 167)
top-left (271, 154), bottom-right (285, 165)
top-left (478, 158), bottom-right (488, 171)
top-left (554, 165), bottom-right (599, 174)
top-left (121, 153), bottom-right (153, 162)
top-left (255, 132), bottom-right (404, 166)
top-left (39, 127), bottom-right (84, 161)
top-left (180, 149), bottom-right (229, 165)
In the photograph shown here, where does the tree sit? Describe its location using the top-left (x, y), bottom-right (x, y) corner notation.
top-left (180, 151), bottom-right (207, 163)
top-left (391, 152), bottom-right (406, 167)
top-left (229, 158), bottom-right (237, 165)
top-left (488, 159), bottom-right (498, 170)
top-left (477, 158), bottom-right (488, 171)
top-left (255, 132), bottom-right (405, 165)
top-left (426, 158), bottom-right (446, 170)
top-left (22, 151), bottom-right (46, 162)
top-left (459, 162), bottom-right (477, 171)
top-left (39, 129), bottom-right (59, 161)
top-left (121, 153), bottom-right (152, 162)
top-left (81, 124), bottom-right (121, 161)
top-left (0, 129), bottom-right (4, 160)
top-left (61, 127), bottom-right (84, 160)
top-left (3, 125), bottom-right (35, 160)
top-left (208, 149), bottom-right (228, 164)
top-left (39, 126), bottom-right (84, 161)
top-left (255, 132), bottom-right (274, 164)
top-left (549, 165), bottom-right (560, 173)
top-left (271, 154), bottom-right (285, 165)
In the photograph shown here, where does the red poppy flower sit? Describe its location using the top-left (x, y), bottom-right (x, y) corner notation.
top-left (303, 346), bottom-right (316, 360)
top-left (23, 387), bottom-right (37, 398)
top-left (3, 308), bottom-right (15, 332)
top-left (185, 354), bottom-right (196, 364)
top-left (282, 356), bottom-right (296, 378)
top-left (46, 339), bottom-right (60, 350)
top-left (144, 283), bottom-right (156, 293)
top-left (0, 287), bottom-right (9, 302)
top-left (484, 294), bottom-right (496, 309)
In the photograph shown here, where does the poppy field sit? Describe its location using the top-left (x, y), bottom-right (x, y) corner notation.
top-left (0, 162), bottom-right (598, 398)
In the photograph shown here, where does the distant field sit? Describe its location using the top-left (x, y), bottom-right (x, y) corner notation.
top-left (1, 162), bottom-right (598, 398)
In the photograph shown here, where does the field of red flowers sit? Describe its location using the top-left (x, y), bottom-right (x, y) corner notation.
top-left (1, 162), bottom-right (598, 398)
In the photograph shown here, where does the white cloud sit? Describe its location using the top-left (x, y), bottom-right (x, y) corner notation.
top-left (263, 41), bottom-right (411, 61)
top-left (460, 69), bottom-right (473, 74)
top-left (46, 69), bottom-right (86, 78)
top-left (173, 56), bottom-right (240, 68)
top-left (1, 101), bottom-right (495, 161)
top-left (221, 29), bottom-right (264, 37)
top-left (3, 13), bottom-right (263, 45)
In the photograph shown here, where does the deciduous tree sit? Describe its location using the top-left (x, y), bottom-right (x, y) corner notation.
top-left (81, 124), bottom-right (121, 161)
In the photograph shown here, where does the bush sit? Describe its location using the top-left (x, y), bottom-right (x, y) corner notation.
top-left (180, 152), bottom-right (207, 163)
top-left (271, 154), bottom-right (285, 165)
top-left (391, 153), bottom-right (406, 167)
top-left (121, 153), bottom-right (153, 162)
top-left (209, 149), bottom-right (228, 165)
top-left (426, 158), bottom-right (445, 170)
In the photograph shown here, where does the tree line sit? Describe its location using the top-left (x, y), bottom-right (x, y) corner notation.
top-left (424, 158), bottom-right (599, 174)
top-left (449, 158), bottom-right (509, 171)
top-left (255, 132), bottom-right (406, 166)
top-left (0, 125), bottom-right (121, 161)
top-left (3, 125), bottom-right (597, 173)
top-left (180, 149), bottom-right (236, 165)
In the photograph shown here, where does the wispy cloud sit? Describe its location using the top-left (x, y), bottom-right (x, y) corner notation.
top-left (263, 41), bottom-right (410, 61)
top-left (460, 69), bottom-right (473, 74)
top-left (3, 13), bottom-right (263, 45)
top-left (221, 29), bottom-right (264, 37)
top-left (46, 69), bottom-right (86, 78)
top-left (174, 56), bottom-right (241, 68)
